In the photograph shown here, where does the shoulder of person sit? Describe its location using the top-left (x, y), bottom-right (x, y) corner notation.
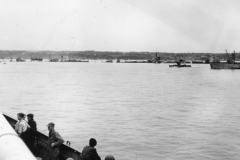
top-left (54, 131), bottom-right (62, 137)
top-left (19, 121), bottom-right (25, 125)
top-left (30, 120), bottom-right (36, 123)
top-left (29, 120), bottom-right (36, 125)
top-left (89, 146), bottom-right (96, 151)
top-left (54, 131), bottom-right (59, 135)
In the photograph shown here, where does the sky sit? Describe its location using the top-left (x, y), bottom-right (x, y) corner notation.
top-left (0, 0), bottom-right (240, 52)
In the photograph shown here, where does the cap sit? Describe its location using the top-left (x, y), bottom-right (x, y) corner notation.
top-left (27, 113), bottom-right (34, 118)
top-left (47, 122), bottom-right (55, 127)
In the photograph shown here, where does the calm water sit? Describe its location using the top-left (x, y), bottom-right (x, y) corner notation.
top-left (1, 61), bottom-right (240, 160)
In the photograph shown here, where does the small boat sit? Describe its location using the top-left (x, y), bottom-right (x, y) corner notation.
top-left (169, 59), bottom-right (191, 67)
top-left (3, 114), bottom-right (81, 160)
top-left (16, 57), bottom-right (25, 62)
top-left (210, 50), bottom-right (240, 69)
top-left (169, 64), bottom-right (191, 67)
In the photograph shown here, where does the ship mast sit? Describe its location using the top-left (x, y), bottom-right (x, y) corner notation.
top-left (225, 50), bottom-right (233, 63)
top-left (232, 50), bottom-right (236, 63)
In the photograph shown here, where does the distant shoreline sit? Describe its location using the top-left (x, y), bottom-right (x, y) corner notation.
top-left (0, 50), bottom-right (237, 61)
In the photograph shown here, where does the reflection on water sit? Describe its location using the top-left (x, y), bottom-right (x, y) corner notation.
top-left (1, 62), bottom-right (240, 160)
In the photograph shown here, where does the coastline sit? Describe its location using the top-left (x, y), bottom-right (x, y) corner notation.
top-left (0, 50), bottom-right (237, 61)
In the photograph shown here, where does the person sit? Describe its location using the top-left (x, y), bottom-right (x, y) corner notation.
top-left (15, 113), bottom-right (28, 143)
top-left (27, 113), bottom-right (37, 155)
top-left (47, 122), bottom-right (64, 160)
top-left (105, 155), bottom-right (115, 160)
top-left (23, 114), bottom-right (31, 128)
top-left (80, 138), bottom-right (101, 160)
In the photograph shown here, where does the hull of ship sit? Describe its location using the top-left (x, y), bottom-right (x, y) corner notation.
top-left (31, 59), bottom-right (43, 61)
top-left (210, 63), bottom-right (240, 69)
top-left (16, 60), bottom-right (25, 62)
top-left (169, 64), bottom-right (191, 67)
top-left (65, 59), bottom-right (89, 62)
top-left (3, 114), bottom-right (81, 160)
top-left (49, 59), bottom-right (59, 62)
top-left (123, 61), bottom-right (149, 63)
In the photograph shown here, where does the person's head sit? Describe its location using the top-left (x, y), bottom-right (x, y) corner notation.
top-left (47, 122), bottom-right (55, 131)
top-left (17, 113), bottom-right (24, 120)
top-left (105, 155), bottom-right (115, 160)
top-left (89, 138), bottom-right (97, 147)
top-left (27, 114), bottom-right (34, 121)
top-left (23, 114), bottom-right (26, 120)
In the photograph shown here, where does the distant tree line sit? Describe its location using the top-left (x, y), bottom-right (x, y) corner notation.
top-left (0, 50), bottom-right (239, 61)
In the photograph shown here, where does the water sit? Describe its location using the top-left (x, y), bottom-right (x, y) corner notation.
top-left (1, 61), bottom-right (240, 160)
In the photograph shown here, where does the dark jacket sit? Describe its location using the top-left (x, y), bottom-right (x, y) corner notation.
top-left (80, 146), bottom-right (101, 160)
top-left (48, 130), bottom-right (64, 148)
top-left (28, 119), bottom-right (37, 140)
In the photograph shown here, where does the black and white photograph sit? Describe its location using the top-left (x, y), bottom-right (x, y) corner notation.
top-left (0, 0), bottom-right (240, 160)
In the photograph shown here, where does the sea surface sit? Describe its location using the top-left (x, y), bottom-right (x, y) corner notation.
top-left (1, 61), bottom-right (240, 160)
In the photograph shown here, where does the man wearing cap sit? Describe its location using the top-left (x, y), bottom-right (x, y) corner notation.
top-left (27, 113), bottom-right (37, 155)
top-left (47, 122), bottom-right (64, 160)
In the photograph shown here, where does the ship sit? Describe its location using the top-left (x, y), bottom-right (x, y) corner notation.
top-left (147, 53), bottom-right (162, 63)
top-left (106, 59), bottom-right (113, 63)
top-left (49, 58), bottom-right (59, 62)
top-left (31, 57), bottom-right (43, 62)
top-left (16, 57), bottom-right (26, 62)
top-left (169, 59), bottom-right (191, 67)
top-left (66, 59), bottom-right (89, 62)
top-left (152, 53), bottom-right (161, 63)
top-left (210, 50), bottom-right (240, 69)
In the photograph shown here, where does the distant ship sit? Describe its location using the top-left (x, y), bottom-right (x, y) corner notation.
top-left (16, 57), bottom-right (25, 62)
top-left (210, 50), bottom-right (240, 69)
top-left (106, 59), bottom-right (113, 63)
top-left (49, 58), bottom-right (59, 62)
top-left (169, 59), bottom-right (191, 67)
top-left (66, 59), bottom-right (89, 62)
top-left (147, 53), bottom-right (162, 63)
top-left (31, 57), bottom-right (43, 61)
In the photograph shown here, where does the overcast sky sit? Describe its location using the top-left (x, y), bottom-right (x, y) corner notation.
top-left (0, 0), bottom-right (239, 52)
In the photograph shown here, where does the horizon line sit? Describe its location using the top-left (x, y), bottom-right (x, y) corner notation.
top-left (0, 50), bottom-right (231, 54)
